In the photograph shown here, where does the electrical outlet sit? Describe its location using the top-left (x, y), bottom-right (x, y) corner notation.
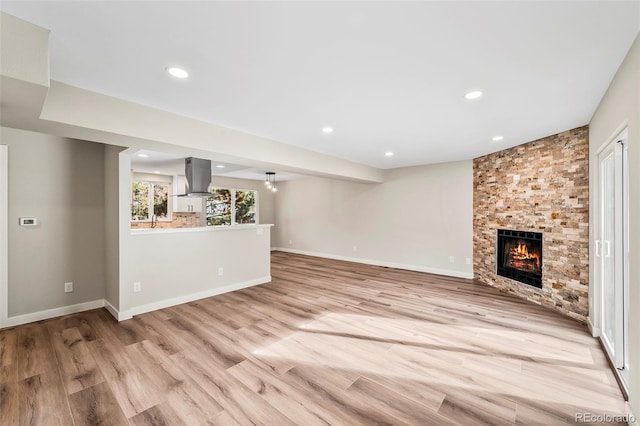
top-left (289, 239), bottom-right (292, 245)
top-left (218, 267), bottom-right (224, 276)
top-left (466, 258), bottom-right (472, 265)
top-left (353, 246), bottom-right (357, 252)
top-left (64, 282), bottom-right (73, 293)
top-left (449, 256), bottom-right (455, 263)
top-left (133, 282), bottom-right (141, 292)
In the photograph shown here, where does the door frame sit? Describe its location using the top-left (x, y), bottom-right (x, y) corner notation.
top-left (596, 140), bottom-right (620, 363)
top-left (594, 125), bottom-right (629, 381)
top-left (621, 133), bottom-right (629, 382)
top-left (0, 145), bottom-right (8, 328)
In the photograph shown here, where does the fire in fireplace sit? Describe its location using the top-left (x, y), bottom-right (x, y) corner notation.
top-left (496, 229), bottom-right (542, 288)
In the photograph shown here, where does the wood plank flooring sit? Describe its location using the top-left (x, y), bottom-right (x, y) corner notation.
top-left (0, 251), bottom-right (627, 425)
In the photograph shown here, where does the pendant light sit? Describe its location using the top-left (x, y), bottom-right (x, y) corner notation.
top-left (264, 172), bottom-right (277, 192)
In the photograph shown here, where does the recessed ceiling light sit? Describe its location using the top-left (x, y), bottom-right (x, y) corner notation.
top-left (215, 164), bottom-right (225, 168)
top-left (167, 67), bottom-right (189, 79)
top-left (385, 152), bottom-right (394, 157)
top-left (492, 135), bottom-right (504, 142)
top-left (322, 127), bottom-right (333, 134)
top-left (137, 153), bottom-right (149, 158)
top-left (465, 90), bottom-right (483, 100)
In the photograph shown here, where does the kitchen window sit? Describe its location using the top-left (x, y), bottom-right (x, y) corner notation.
top-left (206, 188), bottom-right (257, 226)
top-left (131, 180), bottom-right (171, 221)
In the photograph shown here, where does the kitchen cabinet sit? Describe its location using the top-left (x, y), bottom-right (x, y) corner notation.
top-left (177, 197), bottom-right (202, 213)
top-left (173, 175), bottom-right (203, 213)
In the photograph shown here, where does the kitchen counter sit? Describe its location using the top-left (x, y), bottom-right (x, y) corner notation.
top-left (131, 223), bottom-right (273, 235)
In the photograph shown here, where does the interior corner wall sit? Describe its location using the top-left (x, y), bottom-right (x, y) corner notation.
top-left (589, 33), bottom-right (640, 422)
top-left (273, 160), bottom-right (473, 278)
top-left (104, 144), bottom-right (124, 310)
top-left (2, 126), bottom-right (106, 317)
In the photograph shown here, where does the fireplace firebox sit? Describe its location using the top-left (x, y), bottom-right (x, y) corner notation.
top-left (496, 229), bottom-right (542, 288)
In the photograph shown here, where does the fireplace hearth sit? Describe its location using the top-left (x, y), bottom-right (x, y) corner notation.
top-left (496, 229), bottom-right (542, 288)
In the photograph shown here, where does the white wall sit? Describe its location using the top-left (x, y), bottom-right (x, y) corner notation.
top-left (273, 160), bottom-right (473, 278)
top-left (2, 127), bottom-right (106, 317)
top-left (589, 34), bottom-right (640, 421)
top-left (120, 227), bottom-right (272, 318)
top-left (0, 12), bottom-right (49, 87)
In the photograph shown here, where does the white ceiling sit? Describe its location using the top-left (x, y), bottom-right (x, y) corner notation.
top-left (1, 1), bottom-right (639, 169)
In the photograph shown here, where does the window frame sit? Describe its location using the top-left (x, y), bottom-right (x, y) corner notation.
top-left (206, 187), bottom-right (259, 227)
top-left (131, 178), bottom-right (173, 223)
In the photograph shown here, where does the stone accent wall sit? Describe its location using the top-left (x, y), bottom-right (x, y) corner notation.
top-left (473, 126), bottom-right (589, 322)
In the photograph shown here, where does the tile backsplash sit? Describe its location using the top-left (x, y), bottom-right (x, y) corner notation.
top-left (131, 212), bottom-right (203, 229)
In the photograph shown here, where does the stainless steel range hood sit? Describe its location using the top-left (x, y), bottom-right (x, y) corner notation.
top-left (179, 157), bottom-right (213, 197)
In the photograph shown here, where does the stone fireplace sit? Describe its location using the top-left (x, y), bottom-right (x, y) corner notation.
top-left (473, 126), bottom-right (589, 322)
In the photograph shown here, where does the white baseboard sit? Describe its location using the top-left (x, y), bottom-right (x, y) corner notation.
top-left (116, 276), bottom-right (272, 321)
top-left (272, 247), bottom-right (474, 279)
top-left (103, 299), bottom-right (122, 321)
top-left (587, 316), bottom-right (601, 337)
top-left (1, 299), bottom-right (105, 328)
top-left (0, 277), bottom-right (272, 328)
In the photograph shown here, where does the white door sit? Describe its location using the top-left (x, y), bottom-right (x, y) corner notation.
top-left (596, 130), bottom-right (628, 377)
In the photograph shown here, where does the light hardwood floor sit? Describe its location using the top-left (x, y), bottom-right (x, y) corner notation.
top-left (0, 252), bottom-right (627, 425)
